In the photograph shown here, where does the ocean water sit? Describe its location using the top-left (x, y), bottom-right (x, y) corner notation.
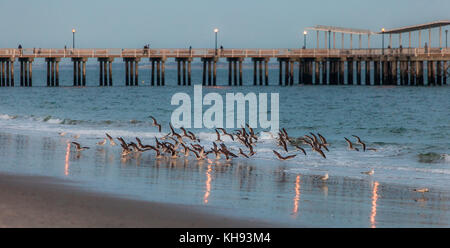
top-left (0, 64), bottom-right (449, 227)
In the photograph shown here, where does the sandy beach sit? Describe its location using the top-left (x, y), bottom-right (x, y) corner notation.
top-left (0, 173), bottom-right (276, 228)
top-left (0, 129), bottom-right (449, 227)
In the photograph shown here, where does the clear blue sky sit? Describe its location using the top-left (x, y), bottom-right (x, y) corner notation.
top-left (1, 0), bottom-right (449, 48)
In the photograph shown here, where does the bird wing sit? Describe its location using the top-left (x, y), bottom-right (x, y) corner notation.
top-left (344, 137), bottom-right (353, 148)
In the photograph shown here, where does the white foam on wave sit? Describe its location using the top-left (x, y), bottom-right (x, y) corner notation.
top-left (258, 131), bottom-right (276, 140)
top-left (45, 118), bottom-right (63, 124)
top-left (442, 154), bottom-right (450, 163)
top-left (0, 114), bottom-right (17, 120)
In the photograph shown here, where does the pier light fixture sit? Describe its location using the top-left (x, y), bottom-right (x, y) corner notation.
top-left (303, 31), bottom-right (307, 49)
top-left (328, 30), bottom-right (331, 49)
top-left (381, 28), bottom-right (385, 55)
top-left (72, 28), bottom-right (76, 49)
top-left (214, 28), bottom-right (219, 55)
top-left (446, 30), bottom-right (448, 48)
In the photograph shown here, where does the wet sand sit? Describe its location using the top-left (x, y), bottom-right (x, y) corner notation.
top-left (1, 132), bottom-right (450, 227)
top-left (0, 173), bottom-right (277, 228)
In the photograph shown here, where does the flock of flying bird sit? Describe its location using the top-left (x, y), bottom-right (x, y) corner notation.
top-left (61, 116), bottom-right (429, 194)
top-left (66, 117), bottom-right (376, 163)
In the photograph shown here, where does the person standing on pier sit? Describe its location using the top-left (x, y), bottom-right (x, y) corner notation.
top-left (144, 44), bottom-right (148, 55)
top-left (18, 44), bottom-right (22, 55)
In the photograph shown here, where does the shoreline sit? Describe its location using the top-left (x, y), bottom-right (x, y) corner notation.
top-left (0, 172), bottom-right (279, 228)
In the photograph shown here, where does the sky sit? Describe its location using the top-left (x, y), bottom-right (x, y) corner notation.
top-left (1, 0), bottom-right (449, 49)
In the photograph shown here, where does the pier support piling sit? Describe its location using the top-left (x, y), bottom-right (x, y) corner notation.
top-left (150, 57), bottom-right (165, 86)
top-left (347, 58), bottom-right (354, 85)
top-left (0, 58), bottom-right (15, 87)
top-left (46, 58), bottom-right (61, 87)
top-left (18, 58), bottom-right (33, 87)
top-left (321, 60), bottom-right (327, 85)
top-left (315, 60), bottom-right (320, 84)
top-left (175, 57), bottom-right (192, 86)
top-left (365, 60), bottom-right (371, 85)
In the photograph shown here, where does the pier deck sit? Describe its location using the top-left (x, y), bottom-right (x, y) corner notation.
top-left (0, 48), bottom-right (449, 87)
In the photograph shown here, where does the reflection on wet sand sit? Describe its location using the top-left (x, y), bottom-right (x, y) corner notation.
top-left (292, 174), bottom-right (301, 217)
top-left (2, 132), bottom-right (450, 227)
top-left (370, 181), bottom-right (379, 228)
top-left (64, 142), bottom-right (70, 176)
top-left (204, 164), bottom-right (212, 204)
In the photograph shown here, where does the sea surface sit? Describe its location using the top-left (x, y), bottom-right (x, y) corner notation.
top-left (0, 63), bottom-right (449, 227)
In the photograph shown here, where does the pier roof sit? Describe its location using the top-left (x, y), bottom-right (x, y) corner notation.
top-left (305, 25), bottom-right (374, 35)
top-left (379, 20), bottom-right (450, 34)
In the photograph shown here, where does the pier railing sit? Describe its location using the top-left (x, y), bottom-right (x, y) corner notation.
top-left (0, 48), bottom-right (448, 58)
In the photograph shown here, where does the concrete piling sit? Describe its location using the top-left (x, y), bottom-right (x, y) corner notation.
top-left (18, 58), bottom-right (33, 87)
top-left (365, 60), bottom-right (371, 85)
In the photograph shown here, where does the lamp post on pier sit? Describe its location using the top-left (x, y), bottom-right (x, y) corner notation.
top-left (214, 28), bottom-right (219, 55)
top-left (328, 30), bottom-right (331, 50)
top-left (381, 28), bottom-right (385, 55)
top-left (72, 29), bottom-right (76, 49)
top-left (446, 30), bottom-right (448, 48)
top-left (303, 30), bottom-right (307, 49)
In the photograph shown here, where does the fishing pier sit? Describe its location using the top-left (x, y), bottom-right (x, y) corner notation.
top-left (0, 20), bottom-right (449, 87)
